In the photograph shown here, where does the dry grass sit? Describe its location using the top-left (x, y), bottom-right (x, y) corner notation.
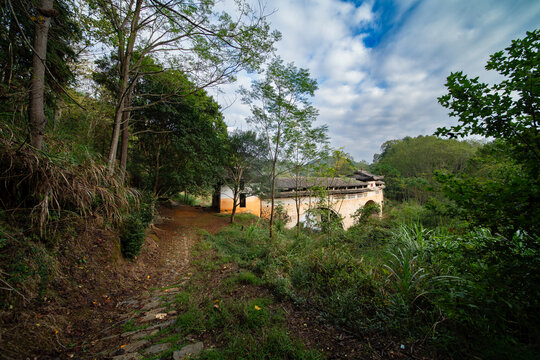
top-left (0, 134), bottom-right (132, 236)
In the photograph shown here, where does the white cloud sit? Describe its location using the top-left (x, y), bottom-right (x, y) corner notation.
top-left (216, 0), bottom-right (540, 162)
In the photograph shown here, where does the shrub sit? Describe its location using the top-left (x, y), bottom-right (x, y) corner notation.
top-left (138, 190), bottom-right (156, 227)
top-left (427, 229), bottom-right (540, 357)
top-left (120, 215), bottom-right (146, 259)
top-left (289, 245), bottom-right (384, 328)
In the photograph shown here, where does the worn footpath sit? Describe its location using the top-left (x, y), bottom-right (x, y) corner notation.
top-left (81, 205), bottom-right (229, 360)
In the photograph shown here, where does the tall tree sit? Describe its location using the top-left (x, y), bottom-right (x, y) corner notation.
top-left (128, 66), bottom-right (227, 196)
top-left (224, 130), bottom-right (266, 224)
top-left (242, 57), bottom-right (318, 238)
top-left (89, 0), bottom-right (280, 176)
top-left (28, 0), bottom-right (55, 149)
top-left (436, 29), bottom-right (540, 236)
top-left (283, 113), bottom-right (328, 234)
top-left (1, 0), bottom-right (82, 146)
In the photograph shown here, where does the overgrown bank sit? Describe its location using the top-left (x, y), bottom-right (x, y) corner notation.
top-left (0, 133), bottom-right (161, 357)
top-left (204, 210), bottom-right (540, 359)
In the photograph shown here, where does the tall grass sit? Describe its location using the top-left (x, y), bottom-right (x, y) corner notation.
top-left (0, 135), bottom-right (131, 236)
top-left (205, 215), bottom-right (540, 358)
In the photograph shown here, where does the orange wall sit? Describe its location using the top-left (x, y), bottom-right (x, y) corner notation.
top-left (220, 196), bottom-right (261, 217)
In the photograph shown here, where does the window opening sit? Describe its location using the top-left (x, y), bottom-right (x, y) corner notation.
top-left (240, 193), bottom-right (247, 208)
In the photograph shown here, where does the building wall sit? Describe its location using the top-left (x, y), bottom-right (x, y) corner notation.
top-left (219, 185), bottom-right (384, 230)
top-left (260, 188), bottom-right (384, 230)
top-left (219, 186), bottom-right (261, 217)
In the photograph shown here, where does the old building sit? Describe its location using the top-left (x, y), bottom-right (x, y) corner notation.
top-left (217, 170), bottom-right (384, 230)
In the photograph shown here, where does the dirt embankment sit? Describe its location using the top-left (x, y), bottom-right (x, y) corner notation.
top-left (0, 205), bottom-right (229, 359)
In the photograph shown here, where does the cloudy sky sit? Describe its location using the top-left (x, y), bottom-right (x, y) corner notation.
top-left (216, 0), bottom-right (540, 162)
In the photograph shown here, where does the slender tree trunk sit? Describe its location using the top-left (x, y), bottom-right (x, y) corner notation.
top-left (153, 143), bottom-right (161, 194)
top-left (107, 0), bottom-right (142, 175)
top-left (269, 170), bottom-right (276, 239)
top-left (231, 186), bottom-right (238, 224)
top-left (269, 126), bottom-right (281, 239)
top-left (230, 168), bottom-right (243, 224)
top-left (295, 166), bottom-right (301, 236)
top-left (29, 0), bottom-right (54, 150)
top-left (119, 94), bottom-right (131, 183)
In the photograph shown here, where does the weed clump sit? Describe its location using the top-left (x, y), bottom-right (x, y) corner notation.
top-left (120, 215), bottom-right (146, 259)
top-left (120, 191), bottom-right (156, 259)
top-left (0, 134), bottom-right (130, 236)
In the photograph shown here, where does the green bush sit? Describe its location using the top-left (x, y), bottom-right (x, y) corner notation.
top-left (426, 229), bottom-right (540, 357)
top-left (138, 190), bottom-right (156, 226)
top-left (118, 191), bottom-right (155, 259)
top-left (289, 245), bottom-right (384, 328)
top-left (120, 215), bottom-right (146, 259)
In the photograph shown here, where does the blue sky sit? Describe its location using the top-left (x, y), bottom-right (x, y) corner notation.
top-left (217, 0), bottom-right (540, 162)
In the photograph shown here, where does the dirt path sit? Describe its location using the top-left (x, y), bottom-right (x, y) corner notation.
top-left (146, 205), bottom-right (230, 287)
top-left (68, 205), bottom-right (230, 359)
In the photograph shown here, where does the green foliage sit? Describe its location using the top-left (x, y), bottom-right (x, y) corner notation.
top-left (353, 201), bottom-right (381, 225)
top-left (371, 135), bottom-right (480, 203)
top-left (128, 64), bottom-right (227, 196)
top-left (0, 226), bottom-right (58, 306)
top-left (223, 271), bottom-right (262, 287)
top-left (437, 30), bottom-right (539, 167)
top-left (0, 131), bottom-right (131, 236)
top-left (207, 210), bottom-right (540, 358)
top-left (0, 0), bottom-right (83, 126)
top-left (242, 57), bottom-right (319, 236)
top-left (436, 30), bottom-right (540, 237)
top-left (425, 229), bottom-right (540, 358)
top-left (119, 215), bottom-right (145, 259)
top-left (175, 193), bottom-right (199, 206)
top-left (272, 204), bottom-right (290, 234)
top-left (119, 191), bottom-right (156, 259)
top-left (223, 130), bottom-right (267, 223)
top-left (159, 249), bottom-right (320, 360)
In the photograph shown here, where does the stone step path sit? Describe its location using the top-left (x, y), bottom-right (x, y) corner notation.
top-left (94, 282), bottom-right (204, 360)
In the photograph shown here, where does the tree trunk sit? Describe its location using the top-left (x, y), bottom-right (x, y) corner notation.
top-left (29, 0), bottom-right (54, 150)
top-left (119, 94), bottom-right (131, 183)
top-left (269, 172), bottom-right (275, 239)
top-left (269, 126), bottom-right (281, 239)
top-left (295, 167), bottom-right (301, 236)
top-left (231, 186), bottom-right (238, 224)
top-left (153, 143), bottom-right (161, 194)
top-left (107, 0), bottom-right (142, 175)
top-left (230, 168), bottom-right (244, 223)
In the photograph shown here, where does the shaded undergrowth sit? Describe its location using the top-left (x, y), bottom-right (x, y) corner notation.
top-left (203, 214), bottom-right (540, 359)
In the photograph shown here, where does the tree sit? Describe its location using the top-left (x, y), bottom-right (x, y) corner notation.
top-left (28, 0), bottom-right (54, 149)
top-left (242, 57), bottom-right (318, 238)
top-left (223, 130), bottom-right (266, 224)
top-left (128, 65), bottom-right (227, 196)
top-left (437, 29), bottom-right (539, 171)
top-left (89, 0), bottom-right (280, 176)
top-left (1, 0), bottom-right (82, 147)
top-left (371, 136), bottom-right (480, 202)
top-left (436, 29), bottom-right (540, 236)
top-left (283, 114), bottom-right (328, 234)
